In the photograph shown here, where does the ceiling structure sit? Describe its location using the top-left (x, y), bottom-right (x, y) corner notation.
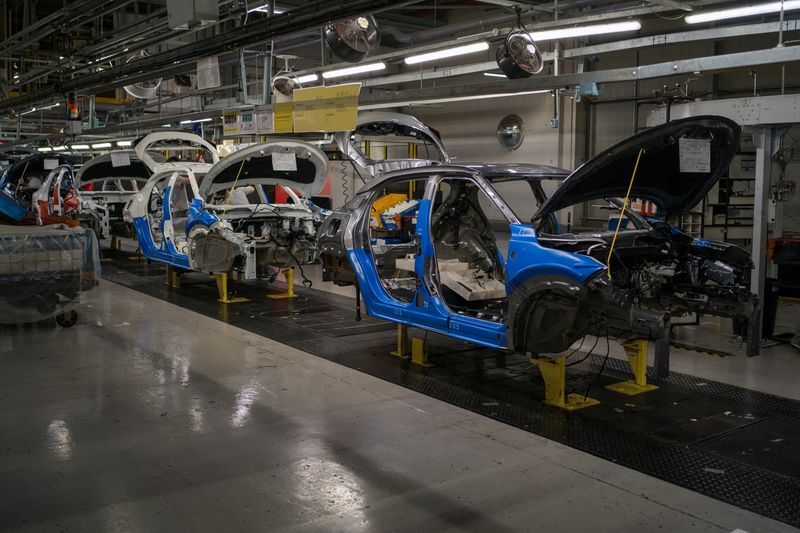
top-left (1, 0), bottom-right (799, 146)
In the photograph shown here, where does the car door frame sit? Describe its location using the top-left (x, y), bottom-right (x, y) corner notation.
top-left (424, 171), bottom-right (521, 349)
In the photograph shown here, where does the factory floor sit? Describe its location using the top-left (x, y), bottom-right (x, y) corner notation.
top-left (1, 280), bottom-right (798, 533)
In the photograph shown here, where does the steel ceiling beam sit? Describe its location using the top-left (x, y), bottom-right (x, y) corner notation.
top-left (357, 45), bottom-right (800, 105)
top-left (0, 0), bottom-right (421, 114)
top-left (644, 0), bottom-right (694, 11)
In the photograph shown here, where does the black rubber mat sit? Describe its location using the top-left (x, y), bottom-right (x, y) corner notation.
top-left (102, 251), bottom-right (800, 527)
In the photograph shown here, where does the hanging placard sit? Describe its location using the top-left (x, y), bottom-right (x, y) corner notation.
top-left (110, 152), bottom-right (131, 167)
top-left (196, 56), bottom-right (221, 90)
top-left (679, 137), bottom-right (711, 173)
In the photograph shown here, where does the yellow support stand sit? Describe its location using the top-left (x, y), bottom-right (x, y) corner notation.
top-left (267, 268), bottom-right (298, 299)
top-left (606, 339), bottom-right (659, 395)
top-left (531, 356), bottom-right (600, 411)
top-left (390, 324), bottom-right (410, 359)
top-left (110, 234), bottom-right (121, 251)
top-left (210, 272), bottom-right (249, 304)
top-left (389, 325), bottom-right (432, 366)
top-left (166, 265), bottom-right (181, 289)
top-left (411, 337), bottom-right (432, 367)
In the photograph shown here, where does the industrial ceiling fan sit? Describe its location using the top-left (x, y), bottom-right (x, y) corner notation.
top-left (271, 55), bottom-right (302, 98)
top-left (123, 50), bottom-right (163, 99)
top-left (324, 15), bottom-right (380, 63)
top-left (496, 29), bottom-right (543, 79)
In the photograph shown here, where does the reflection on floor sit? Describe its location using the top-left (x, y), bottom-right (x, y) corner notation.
top-left (0, 280), bottom-right (795, 532)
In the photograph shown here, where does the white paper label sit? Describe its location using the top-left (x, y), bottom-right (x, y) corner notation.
top-left (197, 56), bottom-right (221, 90)
top-left (679, 137), bottom-right (711, 173)
top-left (110, 152), bottom-right (131, 167)
top-left (272, 152), bottom-right (297, 171)
top-left (43, 158), bottom-right (58, 170)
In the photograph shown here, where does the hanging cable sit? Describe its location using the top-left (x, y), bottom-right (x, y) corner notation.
top-left (220, 158), bottom-right (247, 222)
top-left (606, 147), bottom-right (645, 279)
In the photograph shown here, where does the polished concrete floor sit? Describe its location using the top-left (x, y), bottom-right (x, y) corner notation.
top-left (1, 280), bottom-right (798, 532)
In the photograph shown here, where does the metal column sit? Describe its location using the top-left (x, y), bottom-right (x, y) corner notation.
top-left (751, 127), bottom-right (772, 303)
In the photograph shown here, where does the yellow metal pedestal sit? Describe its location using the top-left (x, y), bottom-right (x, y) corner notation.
top-left (211, 272), bottom-right (249, 304)
top-left (268, 268), bottom-right (298, 299)
top-left (605, 339), bottom-right (659, 395)
top-left (390, 325), bottom-right (432, 366)
top-left (531, 356), bottom-right (600, 411)
top-left (166, 265), bottom-right (182, 289)
top-left (411, 337), bottom-right (432, 367)
top-left (390, 324), bottom-right (410, 359)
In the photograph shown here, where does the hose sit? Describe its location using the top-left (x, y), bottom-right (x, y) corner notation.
top-left (340, 160), bottom-right (350, 203)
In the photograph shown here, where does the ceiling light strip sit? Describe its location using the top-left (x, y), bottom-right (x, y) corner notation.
top-left (531, 21), bottom-right (641, 42)
top-left (404, 41), bottom-right (489, 65)
top-left (686, 1), bottom-right (800, 23)
top-left (321, 62), bottom-right (386, 79)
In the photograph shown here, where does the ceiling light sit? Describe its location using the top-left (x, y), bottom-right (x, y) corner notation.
top-left (322, 62), bottom-right (385, 79)
top-left (193, 118), bottom-right (213, 123)
top-left (39, 147), bottom-right (52, 152)
top-left (530, 21), bottom-right (641, 42)
top-left (161, 124), bottom-right (171, 128)
top-left (686, 1), bottom-right (800, 23)
top-left (484, 72), bottom-right (507, 78)
top-left (404, 41), bottom-right (489, 65)
top-left (20, 107), bottom-right (37, 116)
top-left (247, 3), bottom-right (284, 13)
top-left (180, 119), bottom-right (192, 124)
top-left (117, 140), bottom-right (133, 147)
top-left (359, 89), bottom-right (550, 110)
top-left (52, 146), bottom-right (66, 151)
top-left (71, 144), bottom-right (90, 150)
top-left (40, 102), bottom-right (60, 110)
top-left (296, 73), bottom-right (319, 84)
top-left (91, 142), bottom-right (112, 149)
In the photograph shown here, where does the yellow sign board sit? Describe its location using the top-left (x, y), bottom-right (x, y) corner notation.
top-left (292, 83), bottom-right (361, 133)
top-left (273, 102), bottom-right (294, 133)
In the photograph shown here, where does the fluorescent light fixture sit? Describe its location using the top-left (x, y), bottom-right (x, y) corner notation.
top-left (404, 41), bottom-right (489, 65)
top-left (71, 144), bottom-right (90, 150)
top-left (117, 140), bottom-right (133, 147)
top-left (484, 72), bottom-right (507, 78)
top-left (161, 124), bottom-right (171, 128)
top-left (530, 20), bottom-right (641, 42)
top-left (52, 146), bottom-right (66, 151)
top-left (247, 3), bottom-right (284, 13)
top-left (20, 107), bottom-right (37, 116)
top-left (296, 73), bottom-right (319, 84)
top-left (194, 118), bottom-right (213, 123)
top-left (40, 102), bottom-right (60, 110)
top-left (38, 147), bottom-right (52, 152)
top-left (359, 89), bottom-right (550, 110)
top-left (686, 1), bottom-right (800, 23)
top-left (322, 62), bottom-right (386, 79)
top-left (180, 120), bottom-right (192, 124)
top-left (91, 142), bottom-right (112, 149)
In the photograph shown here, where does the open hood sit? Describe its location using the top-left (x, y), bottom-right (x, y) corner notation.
top-left (75, 150), bottom-right (166, 185)
top-left (134, 132), bottom-right (219, 172)
top-left (334, 111), bottom-right (449, 178)
top-left (535, 116), bottom-right (740, 220)
top-left (198, 140), bottom-right (329, 199)
top-left (2, 154), bottom-right (77, 186)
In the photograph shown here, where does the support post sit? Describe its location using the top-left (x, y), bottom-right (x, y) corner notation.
top-left (166, 265), bottom-right (181, 289)
top-left (211, 272), bottom-right (249, 304)
top-left (531, 356), bottom-right (600, 411)
top-left (390, 324), bottom-right (410, 359)
top-left (653, 312), bottom-right (671, 379)
top-left (411, 337), bottom-right (432, 367)
top-left (606, 339), bottom-right (659, 395)
top-left (267, 268), bottom-right (298, 299)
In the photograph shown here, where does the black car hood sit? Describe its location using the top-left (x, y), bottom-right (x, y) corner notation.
top-left (535, 116), bottom-right (740, 220)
